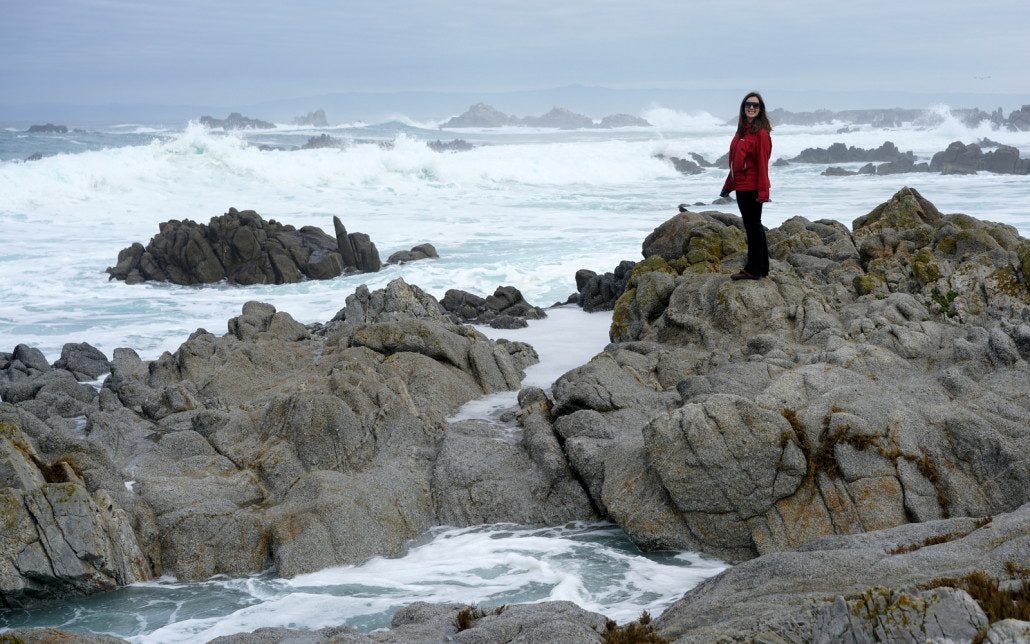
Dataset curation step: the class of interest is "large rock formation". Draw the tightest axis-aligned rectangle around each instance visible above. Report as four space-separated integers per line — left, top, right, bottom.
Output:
292 109 328 127
440 285 547 329
0 279 595 608
542 188 1029 563
106 209 381 285
930 141 1030 175
791 141 914 164
655 503 1030 642
440 103 651 129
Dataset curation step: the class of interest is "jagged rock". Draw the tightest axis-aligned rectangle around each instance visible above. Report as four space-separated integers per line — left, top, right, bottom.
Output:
27 124 67 133
0 628 126 643
299 133 343 149
655 504 1030 642
106 209 381 285
520 107 594 129
427 139 474 152
292 109 328 127
0 277 566 603
387 243 438 264
792 141 914 164
440 103 519 128
930 141 1030 175
598 113 650 127
23 152 44 162
653 153 703 175
531 188 1029 562
0 421 151 608
198 112 274 130
53 342 110 381
440 285 547 329
572 261 636 312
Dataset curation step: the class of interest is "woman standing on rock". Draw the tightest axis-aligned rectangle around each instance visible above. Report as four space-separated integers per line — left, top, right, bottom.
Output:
721 91 773 280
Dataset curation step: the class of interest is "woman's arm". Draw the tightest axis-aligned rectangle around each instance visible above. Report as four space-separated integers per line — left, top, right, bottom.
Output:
757 129 772 202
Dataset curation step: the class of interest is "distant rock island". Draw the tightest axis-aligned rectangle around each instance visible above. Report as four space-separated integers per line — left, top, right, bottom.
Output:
26 123 67 133
198 112 274 130
441 103 651 129
292 109 328 127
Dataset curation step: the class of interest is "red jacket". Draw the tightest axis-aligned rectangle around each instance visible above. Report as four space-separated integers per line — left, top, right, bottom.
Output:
722 127 772 201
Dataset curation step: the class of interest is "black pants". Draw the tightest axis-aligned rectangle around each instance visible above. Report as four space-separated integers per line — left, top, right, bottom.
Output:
735 190 769 277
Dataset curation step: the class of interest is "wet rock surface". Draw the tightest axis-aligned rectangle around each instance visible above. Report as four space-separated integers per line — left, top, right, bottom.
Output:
440 285 547 328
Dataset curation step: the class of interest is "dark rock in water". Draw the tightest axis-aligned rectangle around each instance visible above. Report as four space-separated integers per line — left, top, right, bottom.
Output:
660 154 703 175
440 103 519 128
440 285 547 328
522 107 594 129
930 141 1030 175
979 137 1005 148
292 109 328 127
773 157 790 167
299 133 343 149
572 260 635 312
712 195 734 204
53 342 110 381
106 209 381 285
792 141 914 164
333 216 381 273
426 139 474 152
689 152 719 168
598 113 651 127
23 152 44 162
198 112 274 130
1007 104 1030 131
858 162 876 174
823 166 858 176
27 123 67 133
386 243 438 264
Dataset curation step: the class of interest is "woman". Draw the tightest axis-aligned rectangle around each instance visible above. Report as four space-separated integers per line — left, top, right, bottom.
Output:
720 91 772 280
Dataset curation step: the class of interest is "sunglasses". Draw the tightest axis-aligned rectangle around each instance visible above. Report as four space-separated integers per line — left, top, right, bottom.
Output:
744 102 761 109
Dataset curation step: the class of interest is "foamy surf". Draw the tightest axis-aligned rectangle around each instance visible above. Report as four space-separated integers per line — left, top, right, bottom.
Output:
0 523 727 643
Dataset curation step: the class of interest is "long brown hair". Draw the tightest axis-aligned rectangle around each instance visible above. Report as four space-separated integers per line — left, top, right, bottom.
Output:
736 91 773 136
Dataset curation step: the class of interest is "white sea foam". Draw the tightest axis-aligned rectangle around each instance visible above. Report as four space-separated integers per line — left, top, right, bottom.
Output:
1 118 1027 362
125 523 725 643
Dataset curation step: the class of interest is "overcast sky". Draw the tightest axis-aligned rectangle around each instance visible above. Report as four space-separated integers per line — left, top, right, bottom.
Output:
3 0 1027 108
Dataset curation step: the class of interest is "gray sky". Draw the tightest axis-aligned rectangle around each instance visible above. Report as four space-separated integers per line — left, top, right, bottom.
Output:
2 0 1027 108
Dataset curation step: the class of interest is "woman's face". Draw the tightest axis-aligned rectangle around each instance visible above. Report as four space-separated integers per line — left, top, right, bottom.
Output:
744 96 761 119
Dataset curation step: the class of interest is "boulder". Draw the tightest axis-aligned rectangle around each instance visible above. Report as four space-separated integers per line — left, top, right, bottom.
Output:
598 113 651 128
53 342 111 381
298 133 343 149
386 243 439 264
572 260 636 312
106 209 382 285
440 285 546 328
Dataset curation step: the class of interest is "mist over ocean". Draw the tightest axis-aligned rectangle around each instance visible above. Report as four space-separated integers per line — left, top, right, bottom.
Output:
1 104 1029 640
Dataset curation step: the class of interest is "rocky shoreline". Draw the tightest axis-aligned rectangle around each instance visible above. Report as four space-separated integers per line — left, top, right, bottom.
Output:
2 188 1028 642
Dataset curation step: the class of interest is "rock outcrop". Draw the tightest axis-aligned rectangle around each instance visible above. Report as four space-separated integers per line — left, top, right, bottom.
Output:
549 187 1029 562
426 139 474 152
930 141 1030 175
106 209 381 285
292 109 328 127
441 285 547 329
386 243 438 264
1 278 595 607
26 123 67 134
655 503 1030 642
440 103 650 129
199 113 274 130
791 141 914 164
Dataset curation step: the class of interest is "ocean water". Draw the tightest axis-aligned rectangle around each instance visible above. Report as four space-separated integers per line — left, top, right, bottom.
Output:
1 105 1029 639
